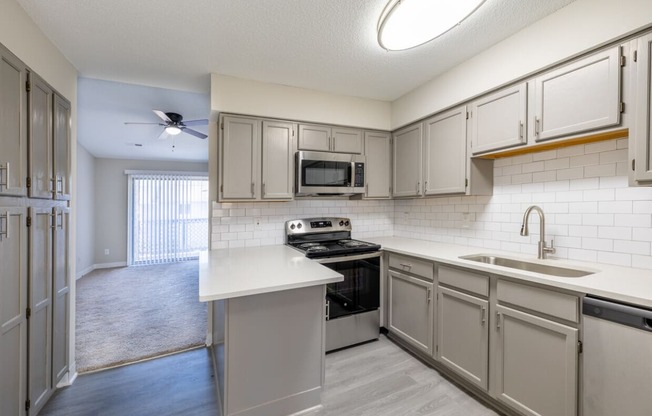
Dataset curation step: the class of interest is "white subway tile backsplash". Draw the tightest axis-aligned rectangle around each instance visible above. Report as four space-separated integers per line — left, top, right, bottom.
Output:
212 138 652 271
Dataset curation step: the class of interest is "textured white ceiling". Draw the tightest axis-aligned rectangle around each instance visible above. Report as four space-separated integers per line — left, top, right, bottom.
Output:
17 0 575 101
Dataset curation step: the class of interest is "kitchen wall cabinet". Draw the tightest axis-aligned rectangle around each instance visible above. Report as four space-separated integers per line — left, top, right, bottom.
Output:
436 265 489 391
0 44 28 197
632 33 652 182
52 206 70 385
52 94 71 201
220 115 296 201
362 131 391 199
392 123 423 198
533 46 622 142
28 73 54 200
0 207 28 416
28 207 54 416
423 106 467 195
470 83 527 155
298 123 362 154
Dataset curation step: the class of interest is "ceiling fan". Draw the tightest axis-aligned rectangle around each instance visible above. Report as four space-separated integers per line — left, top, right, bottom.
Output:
125 110 208 139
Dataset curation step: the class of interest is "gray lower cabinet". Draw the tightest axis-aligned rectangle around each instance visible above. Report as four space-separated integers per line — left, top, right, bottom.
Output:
436 286 489 390
0 207 28 416
52 207 70 385
492 304 578 416
388 269 433 354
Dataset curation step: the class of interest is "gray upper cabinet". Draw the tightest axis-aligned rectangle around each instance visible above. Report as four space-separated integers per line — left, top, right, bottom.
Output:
261 120 296 200
52 94 71 201
392 123 423 198
633 33 652 182
0 45 27 197
363 131 391 199
533 46 622 142
0 207 28 416
298 123 362 154
220 115 260 200
28 73 53 199
423 106 467 195
470 82 527 154
220 115 296 201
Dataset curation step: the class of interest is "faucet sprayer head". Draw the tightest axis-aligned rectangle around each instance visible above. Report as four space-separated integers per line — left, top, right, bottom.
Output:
520 223 528 236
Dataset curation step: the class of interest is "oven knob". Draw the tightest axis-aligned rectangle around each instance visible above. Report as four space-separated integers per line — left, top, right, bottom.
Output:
290 224 295 230
339 221 344 226
344 220 350 226
297 223 302 229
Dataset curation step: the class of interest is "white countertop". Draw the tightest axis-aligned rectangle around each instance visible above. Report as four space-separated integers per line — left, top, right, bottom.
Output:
199 245 343 301
369 236 652 309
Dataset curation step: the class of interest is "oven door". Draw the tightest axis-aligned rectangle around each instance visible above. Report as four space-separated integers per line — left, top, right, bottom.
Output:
318 252 380 320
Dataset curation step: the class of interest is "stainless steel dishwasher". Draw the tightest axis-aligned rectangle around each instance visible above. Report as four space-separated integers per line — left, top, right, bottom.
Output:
582 296 652 416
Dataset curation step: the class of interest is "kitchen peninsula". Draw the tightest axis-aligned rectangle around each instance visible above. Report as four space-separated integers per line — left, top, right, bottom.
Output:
199 245 343 416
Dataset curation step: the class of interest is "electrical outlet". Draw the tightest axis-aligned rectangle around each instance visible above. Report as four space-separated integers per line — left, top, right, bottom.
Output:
254 217 263 231
104 249 110 255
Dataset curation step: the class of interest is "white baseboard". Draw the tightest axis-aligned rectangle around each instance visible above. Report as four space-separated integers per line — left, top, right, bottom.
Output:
76 261 128 279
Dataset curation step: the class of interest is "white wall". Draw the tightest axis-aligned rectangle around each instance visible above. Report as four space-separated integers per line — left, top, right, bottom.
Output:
392 0 652 129
211 74 392 131
76 144 95 278
94 158 208 266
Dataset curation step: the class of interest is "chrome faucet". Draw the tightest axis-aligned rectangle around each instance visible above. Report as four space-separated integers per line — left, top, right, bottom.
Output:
520 205 555 259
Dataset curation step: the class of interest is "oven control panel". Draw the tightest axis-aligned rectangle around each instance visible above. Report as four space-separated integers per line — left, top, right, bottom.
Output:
286 217 352 234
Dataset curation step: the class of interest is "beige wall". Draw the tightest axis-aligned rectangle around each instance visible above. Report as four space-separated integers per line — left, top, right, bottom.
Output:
391 0 652 129
94 158 209 266
76 144 95 277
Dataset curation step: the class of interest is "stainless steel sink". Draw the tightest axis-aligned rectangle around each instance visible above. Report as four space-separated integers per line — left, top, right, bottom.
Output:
459 254 595 277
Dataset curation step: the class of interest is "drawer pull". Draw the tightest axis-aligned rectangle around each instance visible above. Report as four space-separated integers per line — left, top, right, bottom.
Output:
399 263 412 269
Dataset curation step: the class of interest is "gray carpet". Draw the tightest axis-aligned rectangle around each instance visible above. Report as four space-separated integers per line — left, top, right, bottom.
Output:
75 260 207 373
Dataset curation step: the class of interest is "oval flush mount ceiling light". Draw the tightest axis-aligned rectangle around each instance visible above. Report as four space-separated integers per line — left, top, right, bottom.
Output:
165 126 182 135
377 0 487 51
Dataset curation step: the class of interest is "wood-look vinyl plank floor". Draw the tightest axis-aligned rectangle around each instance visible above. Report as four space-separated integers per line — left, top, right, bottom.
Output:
39 335 499 416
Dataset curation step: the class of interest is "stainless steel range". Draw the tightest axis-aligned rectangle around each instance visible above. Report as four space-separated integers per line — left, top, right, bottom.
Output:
286 218 381 352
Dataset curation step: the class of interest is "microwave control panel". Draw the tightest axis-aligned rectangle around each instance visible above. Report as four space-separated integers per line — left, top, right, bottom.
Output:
354 162 364 187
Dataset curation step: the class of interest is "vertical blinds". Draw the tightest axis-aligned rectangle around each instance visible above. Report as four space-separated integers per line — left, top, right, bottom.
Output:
130 173 208 265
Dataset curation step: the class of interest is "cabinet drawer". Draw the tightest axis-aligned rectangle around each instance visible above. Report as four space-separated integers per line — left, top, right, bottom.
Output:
438 265 488 297
497 279 579 323
388 253 433 281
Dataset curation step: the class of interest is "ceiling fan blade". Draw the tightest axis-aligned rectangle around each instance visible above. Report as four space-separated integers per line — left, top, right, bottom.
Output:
181 127 207 139
153 109 172 123
124 122 164 125
181 119 209 127
156 128 169 140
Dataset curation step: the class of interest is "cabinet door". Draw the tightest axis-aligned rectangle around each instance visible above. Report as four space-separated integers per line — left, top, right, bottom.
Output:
52 94 71 201
220 116 260 200
261 120 295 200
0 207 28 416
298 124 330 152
392 123 423 198
332 127 363 154
388 270 433 354
28 208 54 415
533 47 621 142
493 304 578 416
423 106 467 195
0 46 28 197
363 131 390 199
28 73 54 199
437 286 488 390
633 34 652 181
52 207 70 385
470 83 527 154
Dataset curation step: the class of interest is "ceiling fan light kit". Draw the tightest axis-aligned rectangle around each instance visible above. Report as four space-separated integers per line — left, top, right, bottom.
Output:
377 0 487 51
165 126 182 135
125 109 209 140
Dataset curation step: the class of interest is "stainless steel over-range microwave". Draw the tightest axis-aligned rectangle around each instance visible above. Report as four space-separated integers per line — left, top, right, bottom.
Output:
295 151 365 196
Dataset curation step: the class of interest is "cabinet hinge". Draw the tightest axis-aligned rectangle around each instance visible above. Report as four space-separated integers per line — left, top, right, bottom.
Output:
26 177 31 188
578 340 583 354
25 400 30 411
620 55 626 67
465 178 469 187
632 159 636 171
620 102 625 113
633 49 638 62
26 81 31 93
26 307 31 319
26 216 31 227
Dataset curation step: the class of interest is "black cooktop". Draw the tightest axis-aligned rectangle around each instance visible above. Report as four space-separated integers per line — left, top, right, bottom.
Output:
288 238 381 259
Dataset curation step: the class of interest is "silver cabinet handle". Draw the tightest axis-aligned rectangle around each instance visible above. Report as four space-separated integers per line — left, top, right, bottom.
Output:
57 211 63 229
329 137 333 151
481 306 487 325
50 213 57 229
416 182 420 194
57 177 63 194
0 162 9 189
325 300 330 321
251 182 255 197
534 117 540 136
496 312 502 330
519 121 524 141
427 287 432 303
50 178 57 194
0 211 8 239
424 181 428 191
262 182 266 197
399 263 412 269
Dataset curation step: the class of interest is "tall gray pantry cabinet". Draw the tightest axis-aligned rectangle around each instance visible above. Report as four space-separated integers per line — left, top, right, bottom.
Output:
0 41 72 416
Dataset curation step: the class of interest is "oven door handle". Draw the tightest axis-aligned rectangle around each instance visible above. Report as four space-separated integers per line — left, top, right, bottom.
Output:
316 251 381 264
